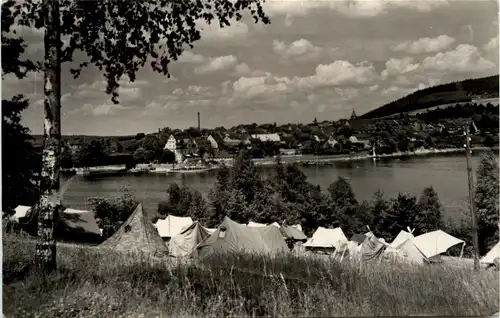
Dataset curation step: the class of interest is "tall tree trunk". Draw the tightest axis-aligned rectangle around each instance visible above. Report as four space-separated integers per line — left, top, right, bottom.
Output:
36 0 61 272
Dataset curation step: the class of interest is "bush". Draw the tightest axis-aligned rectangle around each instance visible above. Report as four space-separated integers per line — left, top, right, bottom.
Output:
87 186 140 238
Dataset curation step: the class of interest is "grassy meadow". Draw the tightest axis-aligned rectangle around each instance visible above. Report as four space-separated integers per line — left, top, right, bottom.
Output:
2 234 499 317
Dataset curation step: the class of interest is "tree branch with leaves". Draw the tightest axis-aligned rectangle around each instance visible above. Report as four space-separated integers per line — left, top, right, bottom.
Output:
3 0 270 271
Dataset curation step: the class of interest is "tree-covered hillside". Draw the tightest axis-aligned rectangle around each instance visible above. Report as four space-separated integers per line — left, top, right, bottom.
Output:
360 75 499 119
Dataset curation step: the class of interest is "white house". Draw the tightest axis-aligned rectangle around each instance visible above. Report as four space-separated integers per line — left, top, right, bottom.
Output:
207 135 219 149
327 136 338 147
349 136 370 150
349 136 360 143
223 135 242 147
251 133 281 142
164 135 184 163
279 148 296 156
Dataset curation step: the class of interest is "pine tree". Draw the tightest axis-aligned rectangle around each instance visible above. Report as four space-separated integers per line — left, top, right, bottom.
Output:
370 190 389 234
474 151 499 254
328 176 358 207
378 192 417 241
226 190 248 224
414 186 444 235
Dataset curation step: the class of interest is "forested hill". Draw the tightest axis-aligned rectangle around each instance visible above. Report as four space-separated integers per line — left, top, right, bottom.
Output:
360 75 499 119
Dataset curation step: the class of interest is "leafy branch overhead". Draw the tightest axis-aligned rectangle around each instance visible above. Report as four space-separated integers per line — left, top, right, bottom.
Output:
6 0 270 103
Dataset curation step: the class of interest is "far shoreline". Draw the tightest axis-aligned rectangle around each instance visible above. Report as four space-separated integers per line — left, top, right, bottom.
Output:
63 146 498 175
246 146 499 168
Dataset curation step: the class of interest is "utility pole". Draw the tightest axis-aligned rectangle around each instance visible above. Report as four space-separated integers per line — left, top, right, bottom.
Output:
464 124 480 271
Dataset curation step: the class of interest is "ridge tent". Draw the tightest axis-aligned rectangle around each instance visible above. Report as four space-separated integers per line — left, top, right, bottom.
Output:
248 221 281 228
413 230 465 259
481 241 500 265
389 230 415 249
191 216 288 258
247 221 267 227
291 224 303 232
360 232 387 262
155 215 193 241
280 225 307 242
58 208 102 243
385 238 429 265
169 221 212 257
12 205 101 243
100 203 168 256
303 227 348 254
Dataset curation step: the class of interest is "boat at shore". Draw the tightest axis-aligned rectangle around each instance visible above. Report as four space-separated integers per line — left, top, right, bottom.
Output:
78 169 128 177
168 167 215 173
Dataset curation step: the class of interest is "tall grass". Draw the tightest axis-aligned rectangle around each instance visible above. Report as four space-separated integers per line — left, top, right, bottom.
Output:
3 235 498 317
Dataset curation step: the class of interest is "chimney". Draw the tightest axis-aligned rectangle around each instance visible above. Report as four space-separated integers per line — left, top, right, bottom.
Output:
197 112 201 131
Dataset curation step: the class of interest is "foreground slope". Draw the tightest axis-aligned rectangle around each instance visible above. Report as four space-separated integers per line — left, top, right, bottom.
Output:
3 234 499 317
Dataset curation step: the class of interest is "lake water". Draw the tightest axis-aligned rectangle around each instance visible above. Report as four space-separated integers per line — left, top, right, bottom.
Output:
61 153 487 221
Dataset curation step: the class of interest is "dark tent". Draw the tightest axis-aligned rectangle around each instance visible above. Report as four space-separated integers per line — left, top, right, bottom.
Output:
100 203 168 256
190 216 288 258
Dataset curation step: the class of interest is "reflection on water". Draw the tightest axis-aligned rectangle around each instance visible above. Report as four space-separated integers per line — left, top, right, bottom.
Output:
61 154 488 220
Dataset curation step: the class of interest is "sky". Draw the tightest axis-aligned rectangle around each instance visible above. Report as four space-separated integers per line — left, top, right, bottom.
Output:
2 0 499 136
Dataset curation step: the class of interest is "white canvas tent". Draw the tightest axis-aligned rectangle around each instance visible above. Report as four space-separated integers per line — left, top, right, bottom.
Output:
12 205 32 222
155 215 193 239
480 241 500 264
291 224 303 232
169 222 212 257
389 230 415 249
413 230 465 259
248 221 280 228
248 221 266 227
386 238 428 265
303 227 348 251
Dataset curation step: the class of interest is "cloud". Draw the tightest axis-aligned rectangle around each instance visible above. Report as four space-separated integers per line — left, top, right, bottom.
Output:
381 86 417 98
293 60 378 89
483 35 499 52
233 63 266 77
232 74 290 99
272 39 327 61
381 57 420 79
229 60 378 99
194 55 238 75
422 44 496 73
177 51 205 63
390 35 455 54
75 79 145 101
197 20 249 41
81 103 131 116
264 0 450 18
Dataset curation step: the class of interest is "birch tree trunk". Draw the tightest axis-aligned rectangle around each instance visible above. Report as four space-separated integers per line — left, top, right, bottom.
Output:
36 0 61 272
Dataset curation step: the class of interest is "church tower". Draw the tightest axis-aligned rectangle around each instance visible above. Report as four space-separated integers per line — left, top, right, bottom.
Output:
350 108 357 120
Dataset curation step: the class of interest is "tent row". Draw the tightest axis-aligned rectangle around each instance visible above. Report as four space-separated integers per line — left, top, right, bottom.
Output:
8 203 500 267
153 215 307 257
343 228 468 265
